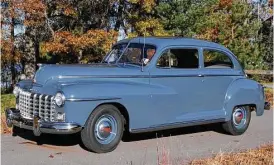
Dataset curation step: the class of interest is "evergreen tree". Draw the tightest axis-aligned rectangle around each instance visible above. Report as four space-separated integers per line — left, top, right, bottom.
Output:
156 0 267 69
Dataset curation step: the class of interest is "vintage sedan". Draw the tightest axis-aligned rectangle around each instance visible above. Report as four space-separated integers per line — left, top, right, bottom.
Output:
6 37 270 153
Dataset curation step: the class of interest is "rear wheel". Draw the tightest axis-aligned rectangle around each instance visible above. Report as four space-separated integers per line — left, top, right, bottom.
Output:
222 106 251 135
81 104 124 153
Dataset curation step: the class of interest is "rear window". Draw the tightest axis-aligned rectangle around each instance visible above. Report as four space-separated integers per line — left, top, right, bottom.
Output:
203 50 233 68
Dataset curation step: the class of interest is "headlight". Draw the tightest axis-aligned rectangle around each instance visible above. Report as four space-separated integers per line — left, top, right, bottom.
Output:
54 92 65 107
13 86 20 97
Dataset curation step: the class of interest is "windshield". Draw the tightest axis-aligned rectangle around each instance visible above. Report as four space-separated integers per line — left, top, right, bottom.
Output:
102 43 156 66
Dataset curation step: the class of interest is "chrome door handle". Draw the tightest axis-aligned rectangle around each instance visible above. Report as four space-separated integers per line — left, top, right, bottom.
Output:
198 74 204 77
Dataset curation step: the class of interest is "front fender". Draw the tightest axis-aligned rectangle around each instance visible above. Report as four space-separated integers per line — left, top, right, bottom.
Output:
60 80 152 100
17 79 33 90
60 80 153 127
224 78 264 121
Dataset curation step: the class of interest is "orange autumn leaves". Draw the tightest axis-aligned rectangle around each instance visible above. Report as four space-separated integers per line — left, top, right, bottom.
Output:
21 0 46 27
1 0 46 64
127 0 169 37
42 29 118 57
1 40 21 63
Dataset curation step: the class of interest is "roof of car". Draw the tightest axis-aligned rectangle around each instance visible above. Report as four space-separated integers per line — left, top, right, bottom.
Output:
116 37 232 53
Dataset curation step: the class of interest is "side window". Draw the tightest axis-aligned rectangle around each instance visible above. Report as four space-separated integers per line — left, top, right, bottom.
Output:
157 48 199 68
125 48 142 64
203 50 233 68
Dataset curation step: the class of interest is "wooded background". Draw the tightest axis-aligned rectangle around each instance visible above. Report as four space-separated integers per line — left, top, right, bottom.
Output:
1 0 273 91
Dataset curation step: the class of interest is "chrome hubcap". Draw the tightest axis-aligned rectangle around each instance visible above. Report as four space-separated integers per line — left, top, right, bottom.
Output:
232 107 247 129
94 115 117 144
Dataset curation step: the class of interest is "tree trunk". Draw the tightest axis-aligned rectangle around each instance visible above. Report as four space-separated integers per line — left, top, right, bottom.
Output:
23 35 36 79
34 41 40 70
78 50 83 63
10 16 16 86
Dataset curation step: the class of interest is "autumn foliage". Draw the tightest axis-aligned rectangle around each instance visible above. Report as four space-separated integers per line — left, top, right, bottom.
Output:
21 0 46 26
43 30 117 53
42 30 118 63
0 0 273 85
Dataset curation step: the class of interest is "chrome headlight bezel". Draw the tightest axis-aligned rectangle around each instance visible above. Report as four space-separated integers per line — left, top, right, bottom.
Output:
54 92 66 107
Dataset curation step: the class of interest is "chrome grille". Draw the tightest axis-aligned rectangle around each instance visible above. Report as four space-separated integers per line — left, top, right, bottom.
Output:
18 91 56 121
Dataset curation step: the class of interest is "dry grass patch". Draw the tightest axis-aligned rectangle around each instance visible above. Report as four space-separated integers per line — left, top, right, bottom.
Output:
265 88 273 107
190 144 273 165
1 116 12 134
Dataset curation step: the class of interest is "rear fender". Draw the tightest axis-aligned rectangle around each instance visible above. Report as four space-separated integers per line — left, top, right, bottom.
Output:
224 78 264 121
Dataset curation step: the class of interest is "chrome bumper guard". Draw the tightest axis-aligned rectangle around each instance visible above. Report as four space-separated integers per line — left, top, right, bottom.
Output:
5 108 82 136
264 102 271 110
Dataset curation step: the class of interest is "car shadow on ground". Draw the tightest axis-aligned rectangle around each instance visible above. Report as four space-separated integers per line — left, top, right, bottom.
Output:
12 123 228 151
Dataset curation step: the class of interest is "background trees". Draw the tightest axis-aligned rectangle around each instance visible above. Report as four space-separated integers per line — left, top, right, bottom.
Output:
1 0 273 89
156 0 270 69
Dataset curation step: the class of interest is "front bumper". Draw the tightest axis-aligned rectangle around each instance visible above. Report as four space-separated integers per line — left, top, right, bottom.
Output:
5 108 82 136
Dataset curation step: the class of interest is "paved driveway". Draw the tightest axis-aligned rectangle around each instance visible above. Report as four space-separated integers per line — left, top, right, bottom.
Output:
1 110 273 165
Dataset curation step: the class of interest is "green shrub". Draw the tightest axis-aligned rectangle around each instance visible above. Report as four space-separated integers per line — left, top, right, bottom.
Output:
1 87 13 94
1 94 15 114
248 74 273 83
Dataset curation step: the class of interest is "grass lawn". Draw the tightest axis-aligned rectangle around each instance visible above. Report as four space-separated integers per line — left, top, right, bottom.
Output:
1 94 15 134
1 94 15 114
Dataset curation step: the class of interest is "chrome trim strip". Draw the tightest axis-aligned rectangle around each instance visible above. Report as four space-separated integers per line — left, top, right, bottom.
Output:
66 97 121 102
130 118 226 133
50 96 54 121
59 74 243 79
151 75 202 78
202 74 243 77
33 94 37 115
59 75 148 79
38 94 42 117
151 74 242 78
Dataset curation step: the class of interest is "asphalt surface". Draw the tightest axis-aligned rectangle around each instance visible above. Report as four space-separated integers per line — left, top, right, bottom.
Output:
1 110 273 165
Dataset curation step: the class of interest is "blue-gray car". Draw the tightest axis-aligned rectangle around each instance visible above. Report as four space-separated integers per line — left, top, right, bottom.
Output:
6 37 270 153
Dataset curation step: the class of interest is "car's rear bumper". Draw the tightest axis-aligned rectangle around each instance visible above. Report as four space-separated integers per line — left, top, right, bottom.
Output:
264 102 271 110
5 108 82 136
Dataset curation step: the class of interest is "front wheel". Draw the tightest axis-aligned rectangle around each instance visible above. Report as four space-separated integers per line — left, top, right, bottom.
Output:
81 105 125 153
222 106 251 135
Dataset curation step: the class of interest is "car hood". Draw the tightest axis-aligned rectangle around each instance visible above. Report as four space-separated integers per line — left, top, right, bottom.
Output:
34 63 143 85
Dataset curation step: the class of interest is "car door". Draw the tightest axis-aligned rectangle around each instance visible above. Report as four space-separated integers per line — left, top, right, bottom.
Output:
199 48 242 119
149 46 206 125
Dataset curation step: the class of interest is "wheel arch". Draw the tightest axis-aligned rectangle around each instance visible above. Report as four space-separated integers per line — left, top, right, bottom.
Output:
90 102 130 132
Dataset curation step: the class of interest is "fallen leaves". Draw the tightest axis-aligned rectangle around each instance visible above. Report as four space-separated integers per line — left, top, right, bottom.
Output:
1 116 12 134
